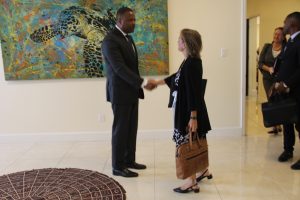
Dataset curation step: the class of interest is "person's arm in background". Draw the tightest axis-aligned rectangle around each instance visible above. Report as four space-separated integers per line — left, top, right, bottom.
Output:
258 43 274 74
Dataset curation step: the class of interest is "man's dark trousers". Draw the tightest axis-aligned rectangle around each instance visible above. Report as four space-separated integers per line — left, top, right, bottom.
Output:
111 103 138 170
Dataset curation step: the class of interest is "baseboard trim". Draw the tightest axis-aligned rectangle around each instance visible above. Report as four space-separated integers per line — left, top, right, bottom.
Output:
209 127 243 135
0 127 242 143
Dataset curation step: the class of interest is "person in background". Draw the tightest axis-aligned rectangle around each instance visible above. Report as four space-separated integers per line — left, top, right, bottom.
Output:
147 29 212 193
258 27 286 134
274 12 300 170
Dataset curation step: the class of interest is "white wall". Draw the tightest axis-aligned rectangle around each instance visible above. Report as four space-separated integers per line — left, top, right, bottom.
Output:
247 0 300 50
168 0 244 129
0 0 244 135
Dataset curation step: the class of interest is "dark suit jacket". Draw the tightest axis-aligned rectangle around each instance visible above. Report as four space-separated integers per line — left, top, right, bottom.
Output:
258 43 277 80
102 28 144 104
276 34 300 99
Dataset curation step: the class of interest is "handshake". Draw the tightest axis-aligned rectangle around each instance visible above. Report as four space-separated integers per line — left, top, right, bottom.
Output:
143 79 159 91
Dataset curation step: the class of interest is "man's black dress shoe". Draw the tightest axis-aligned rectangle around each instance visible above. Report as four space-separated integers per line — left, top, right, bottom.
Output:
278 151 293 162
291 160 300 170
112 168 138 177
126 162 146 170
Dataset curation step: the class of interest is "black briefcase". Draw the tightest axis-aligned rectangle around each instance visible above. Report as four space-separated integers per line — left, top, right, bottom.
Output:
261 97 298 128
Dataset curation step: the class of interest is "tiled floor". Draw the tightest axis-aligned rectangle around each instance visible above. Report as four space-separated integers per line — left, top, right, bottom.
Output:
0 97 300 200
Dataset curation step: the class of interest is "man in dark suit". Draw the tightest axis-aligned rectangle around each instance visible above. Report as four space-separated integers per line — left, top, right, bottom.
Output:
102 7 153 177
275 12 300 170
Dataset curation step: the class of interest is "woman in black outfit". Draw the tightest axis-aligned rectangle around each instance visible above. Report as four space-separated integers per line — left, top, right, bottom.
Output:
258 27 286 134
148 29 212 193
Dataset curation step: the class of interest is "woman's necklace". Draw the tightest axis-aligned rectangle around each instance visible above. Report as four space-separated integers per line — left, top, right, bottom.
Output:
272 43 282 51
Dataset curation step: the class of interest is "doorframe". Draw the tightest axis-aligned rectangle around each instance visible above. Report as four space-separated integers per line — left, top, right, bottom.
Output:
246 18 249 97
246 16 260 98
241 0 247 135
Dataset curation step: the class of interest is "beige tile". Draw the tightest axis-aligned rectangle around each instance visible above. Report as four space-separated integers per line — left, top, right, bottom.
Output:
57 157 108 172
1 158 61 174
0 97 300 199
20 142 73 159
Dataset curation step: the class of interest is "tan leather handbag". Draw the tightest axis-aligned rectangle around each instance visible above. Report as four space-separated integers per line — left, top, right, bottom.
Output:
176 132 209 179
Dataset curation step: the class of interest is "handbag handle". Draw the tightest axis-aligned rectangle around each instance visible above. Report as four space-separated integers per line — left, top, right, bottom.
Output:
188 131 201 149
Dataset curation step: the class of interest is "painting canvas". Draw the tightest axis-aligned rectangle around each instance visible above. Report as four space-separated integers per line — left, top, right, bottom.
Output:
0 0 168 80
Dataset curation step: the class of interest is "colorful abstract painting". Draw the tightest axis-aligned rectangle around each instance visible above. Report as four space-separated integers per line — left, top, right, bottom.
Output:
0 0 168 80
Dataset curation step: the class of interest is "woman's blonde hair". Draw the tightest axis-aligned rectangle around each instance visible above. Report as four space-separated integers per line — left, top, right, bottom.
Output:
180 29 202 58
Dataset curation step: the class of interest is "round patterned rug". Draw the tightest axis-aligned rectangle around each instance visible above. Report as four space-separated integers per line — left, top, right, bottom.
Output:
0 168 126 200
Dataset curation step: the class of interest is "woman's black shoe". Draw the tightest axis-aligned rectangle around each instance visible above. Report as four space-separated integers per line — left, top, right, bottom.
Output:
196 169 213 182
277 127 282 132
268 129 278 134
173 184 199 193
268 126 282 134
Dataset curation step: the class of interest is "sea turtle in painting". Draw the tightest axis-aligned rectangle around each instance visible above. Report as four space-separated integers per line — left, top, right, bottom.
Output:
30 6 116 77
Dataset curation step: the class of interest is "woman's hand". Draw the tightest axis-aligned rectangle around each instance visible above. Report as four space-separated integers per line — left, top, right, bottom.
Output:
188 118 198 133
262 65 274 75
268 67 274 75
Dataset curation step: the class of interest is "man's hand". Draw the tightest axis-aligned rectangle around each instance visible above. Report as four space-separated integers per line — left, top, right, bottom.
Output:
144 79 157 91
